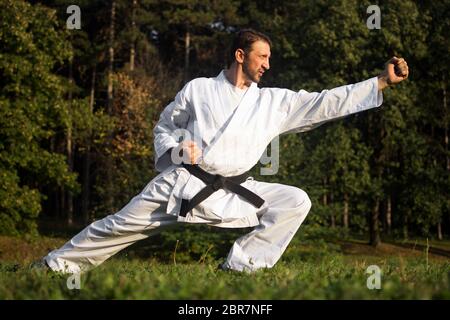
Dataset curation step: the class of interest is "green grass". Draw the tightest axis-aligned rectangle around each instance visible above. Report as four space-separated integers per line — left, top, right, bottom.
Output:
0 231 449 299
0 255 449 299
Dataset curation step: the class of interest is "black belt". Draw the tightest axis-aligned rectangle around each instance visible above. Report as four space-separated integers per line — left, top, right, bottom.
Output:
179 164 265 217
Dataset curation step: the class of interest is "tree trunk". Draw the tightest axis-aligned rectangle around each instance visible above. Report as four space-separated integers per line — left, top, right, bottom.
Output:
81 141 91 224
443 76 448 171
105 1 116 212
56 187 61 219
60 186 65 221
437 221 443 240
343 192 349 229
81 65 96 224
129 0 137 72
66 52 74 226
49 137 59 218
323 178 333 227
184 29 190 83
386 194 392 235
89 65 96 120
368 116 384 247
442 75 449 235
403 210 409 240
322 191 327 207
107 1 115 115
330 192 336 228
369 197 381 247
66 124 73 226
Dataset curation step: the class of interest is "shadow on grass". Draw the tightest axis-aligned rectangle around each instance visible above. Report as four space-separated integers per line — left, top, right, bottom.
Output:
37 217 258 263
118 224 253 263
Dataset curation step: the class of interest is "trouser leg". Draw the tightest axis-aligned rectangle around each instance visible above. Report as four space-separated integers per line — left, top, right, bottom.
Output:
225 182 312 272
45 195 178 274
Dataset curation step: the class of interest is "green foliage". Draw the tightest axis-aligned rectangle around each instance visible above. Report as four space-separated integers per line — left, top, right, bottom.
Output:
245 0 449 239
0 170 40 236
0 0 78 234
90 72 162 215
0 0 448 241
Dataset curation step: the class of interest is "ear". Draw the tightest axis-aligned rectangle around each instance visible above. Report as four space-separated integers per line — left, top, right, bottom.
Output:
235 48 245 64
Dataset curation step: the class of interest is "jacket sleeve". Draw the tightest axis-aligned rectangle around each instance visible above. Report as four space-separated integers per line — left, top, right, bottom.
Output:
153 82 192 172
279 77 383 135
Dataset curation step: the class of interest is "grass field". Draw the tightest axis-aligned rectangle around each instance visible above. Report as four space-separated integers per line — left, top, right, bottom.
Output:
0 226 449 299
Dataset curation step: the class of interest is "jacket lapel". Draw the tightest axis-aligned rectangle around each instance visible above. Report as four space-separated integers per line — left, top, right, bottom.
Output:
201 81 259 171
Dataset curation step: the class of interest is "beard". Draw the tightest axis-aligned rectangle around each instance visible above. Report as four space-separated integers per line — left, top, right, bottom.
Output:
242 61 261 83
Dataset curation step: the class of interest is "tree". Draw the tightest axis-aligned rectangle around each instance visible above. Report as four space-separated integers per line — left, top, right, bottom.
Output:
0 0 79 234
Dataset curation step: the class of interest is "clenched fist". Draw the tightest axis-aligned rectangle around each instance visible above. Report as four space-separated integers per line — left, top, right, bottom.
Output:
378 56 409 90
180 140 203 164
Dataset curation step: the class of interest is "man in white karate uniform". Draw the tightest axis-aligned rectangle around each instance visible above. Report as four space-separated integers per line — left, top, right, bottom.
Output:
42 29 409 273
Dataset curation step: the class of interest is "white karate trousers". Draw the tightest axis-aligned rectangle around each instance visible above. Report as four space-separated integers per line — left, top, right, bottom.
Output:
45 181 311 274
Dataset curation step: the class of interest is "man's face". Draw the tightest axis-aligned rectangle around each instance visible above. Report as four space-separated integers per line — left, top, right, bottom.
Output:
242 40 271 83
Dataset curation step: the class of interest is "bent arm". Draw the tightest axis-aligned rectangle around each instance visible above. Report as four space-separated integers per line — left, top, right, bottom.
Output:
153 83 191 171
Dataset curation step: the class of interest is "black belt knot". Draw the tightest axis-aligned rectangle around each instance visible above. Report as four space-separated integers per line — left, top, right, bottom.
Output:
179 164 265 217
212 175 225 191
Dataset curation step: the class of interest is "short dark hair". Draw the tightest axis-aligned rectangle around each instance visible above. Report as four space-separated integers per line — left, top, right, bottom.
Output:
227 29 272 68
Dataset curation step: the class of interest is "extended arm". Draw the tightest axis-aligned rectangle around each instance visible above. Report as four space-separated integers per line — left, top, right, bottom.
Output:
279 57 409 134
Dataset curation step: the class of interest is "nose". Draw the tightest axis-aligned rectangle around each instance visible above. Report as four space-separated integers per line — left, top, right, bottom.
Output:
263 59 270 71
